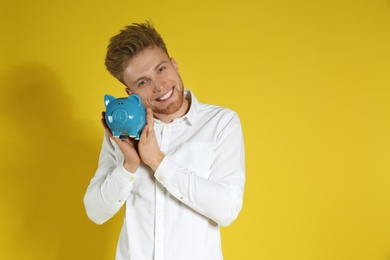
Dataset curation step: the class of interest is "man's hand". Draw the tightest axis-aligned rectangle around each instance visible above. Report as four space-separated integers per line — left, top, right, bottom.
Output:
139 107 165 171
101 112 141 173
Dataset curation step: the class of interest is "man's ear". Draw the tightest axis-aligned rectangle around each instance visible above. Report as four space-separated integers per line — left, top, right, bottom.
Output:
171 57 179 73
125 87 132 96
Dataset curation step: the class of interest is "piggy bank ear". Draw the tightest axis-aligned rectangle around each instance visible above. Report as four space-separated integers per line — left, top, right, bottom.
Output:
129 94 142 104
104 94 116 107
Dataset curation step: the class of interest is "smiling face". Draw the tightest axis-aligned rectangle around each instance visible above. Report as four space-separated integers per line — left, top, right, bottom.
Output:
122 46 189 123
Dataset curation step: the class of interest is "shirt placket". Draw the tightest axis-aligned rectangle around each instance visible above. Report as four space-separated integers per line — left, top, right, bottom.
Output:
154 123 171 260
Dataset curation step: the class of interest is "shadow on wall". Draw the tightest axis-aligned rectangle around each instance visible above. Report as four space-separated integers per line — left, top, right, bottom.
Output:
0 62 120 259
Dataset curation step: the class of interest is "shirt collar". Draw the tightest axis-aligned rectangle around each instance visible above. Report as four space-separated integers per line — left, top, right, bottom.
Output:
180 89 199 126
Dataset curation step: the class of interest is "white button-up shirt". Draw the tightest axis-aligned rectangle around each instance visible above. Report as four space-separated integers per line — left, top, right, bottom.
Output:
84 90 245 260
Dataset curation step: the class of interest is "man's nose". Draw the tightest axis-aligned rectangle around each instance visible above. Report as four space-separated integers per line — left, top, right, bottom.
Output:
153 78 167 92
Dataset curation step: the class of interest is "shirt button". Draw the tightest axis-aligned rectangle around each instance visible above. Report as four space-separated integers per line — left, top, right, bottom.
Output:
129 177 135 182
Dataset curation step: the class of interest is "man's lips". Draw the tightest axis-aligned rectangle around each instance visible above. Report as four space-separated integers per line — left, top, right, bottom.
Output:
157 88 174 101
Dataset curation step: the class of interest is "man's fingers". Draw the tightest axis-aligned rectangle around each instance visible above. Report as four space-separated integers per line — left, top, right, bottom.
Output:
140 123 149 140
101 111 113 136
145 107 154 134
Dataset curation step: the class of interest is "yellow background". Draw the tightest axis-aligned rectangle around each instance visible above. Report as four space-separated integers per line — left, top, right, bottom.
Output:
1 0 390 259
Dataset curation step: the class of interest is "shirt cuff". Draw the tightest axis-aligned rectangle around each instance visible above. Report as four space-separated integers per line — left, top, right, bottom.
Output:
109 162 138 184
154 156 178 187
122 164 138 182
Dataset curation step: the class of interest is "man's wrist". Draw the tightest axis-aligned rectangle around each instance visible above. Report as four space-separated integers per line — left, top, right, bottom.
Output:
149 153 165 172
123 161 139 173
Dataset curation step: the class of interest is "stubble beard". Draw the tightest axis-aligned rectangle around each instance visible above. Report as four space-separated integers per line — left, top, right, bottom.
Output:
153 88 184 115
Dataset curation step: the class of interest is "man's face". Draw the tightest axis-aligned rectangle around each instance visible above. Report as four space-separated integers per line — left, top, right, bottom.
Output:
122 46 186 121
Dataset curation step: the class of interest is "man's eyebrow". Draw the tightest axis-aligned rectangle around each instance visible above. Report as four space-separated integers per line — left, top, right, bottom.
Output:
153 60 168 71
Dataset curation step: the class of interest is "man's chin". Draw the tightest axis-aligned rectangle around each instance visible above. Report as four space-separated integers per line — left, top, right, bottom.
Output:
153 90 184 115
154 100 183 115
154 106 180 115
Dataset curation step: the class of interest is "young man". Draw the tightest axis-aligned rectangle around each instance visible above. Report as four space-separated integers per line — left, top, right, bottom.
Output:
84 22 246 260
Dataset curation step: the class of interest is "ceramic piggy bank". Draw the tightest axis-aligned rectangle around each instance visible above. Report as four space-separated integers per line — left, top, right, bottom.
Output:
104 94 146 140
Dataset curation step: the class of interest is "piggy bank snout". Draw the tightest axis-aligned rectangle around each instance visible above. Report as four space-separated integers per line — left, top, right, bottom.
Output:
111 108 129 123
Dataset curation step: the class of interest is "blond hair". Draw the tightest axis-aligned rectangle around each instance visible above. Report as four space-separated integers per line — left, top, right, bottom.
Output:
105 21 169 84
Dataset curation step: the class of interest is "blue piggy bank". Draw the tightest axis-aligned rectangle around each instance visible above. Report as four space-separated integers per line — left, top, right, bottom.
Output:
104 94 146 140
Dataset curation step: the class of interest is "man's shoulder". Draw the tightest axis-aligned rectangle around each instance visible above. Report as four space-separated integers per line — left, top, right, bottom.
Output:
197 102 238 121
188 90 239 122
